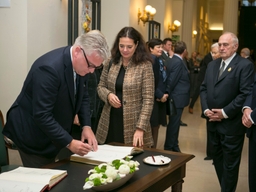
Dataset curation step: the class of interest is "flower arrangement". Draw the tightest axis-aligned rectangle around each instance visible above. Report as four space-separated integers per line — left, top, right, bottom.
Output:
83 157 140 190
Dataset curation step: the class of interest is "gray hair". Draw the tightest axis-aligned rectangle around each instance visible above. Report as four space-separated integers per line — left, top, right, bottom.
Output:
211 42 219 49
74 30 110 61
241 48 250 56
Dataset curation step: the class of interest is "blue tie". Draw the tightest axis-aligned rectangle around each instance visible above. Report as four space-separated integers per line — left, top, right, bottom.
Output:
159 59 167 82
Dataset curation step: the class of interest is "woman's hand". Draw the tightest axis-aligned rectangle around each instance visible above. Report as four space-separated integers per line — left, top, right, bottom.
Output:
133 128 144 147
108 93 121 108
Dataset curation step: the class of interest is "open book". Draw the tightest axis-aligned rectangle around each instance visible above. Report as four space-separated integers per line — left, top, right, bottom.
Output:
0 167 67 192
70 144 144 165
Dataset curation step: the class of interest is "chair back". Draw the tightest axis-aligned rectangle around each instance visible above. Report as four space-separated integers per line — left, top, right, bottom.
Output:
0 110 9 166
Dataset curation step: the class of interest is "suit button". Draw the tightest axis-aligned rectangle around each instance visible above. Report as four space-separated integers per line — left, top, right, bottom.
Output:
123 101 126 105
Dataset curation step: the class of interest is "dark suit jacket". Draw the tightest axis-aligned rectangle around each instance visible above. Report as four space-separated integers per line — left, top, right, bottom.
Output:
200 54 254 135
3 46 91 158
244 75 256 141
151 55 166 99
160 51 170 67
197 52 213 84
165 54 190 108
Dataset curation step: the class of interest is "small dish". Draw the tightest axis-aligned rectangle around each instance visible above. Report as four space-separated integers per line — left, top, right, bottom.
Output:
91 172 134 191
143 155 171 165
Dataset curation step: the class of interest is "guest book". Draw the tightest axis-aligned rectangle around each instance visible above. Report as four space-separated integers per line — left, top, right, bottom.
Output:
70 144 144 165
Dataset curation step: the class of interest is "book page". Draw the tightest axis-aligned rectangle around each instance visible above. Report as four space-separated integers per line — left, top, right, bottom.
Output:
0 180 46 192
71 144 143 164
0 167 67 188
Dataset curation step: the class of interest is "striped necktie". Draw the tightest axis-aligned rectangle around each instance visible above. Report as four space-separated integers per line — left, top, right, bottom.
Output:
218 61 225 80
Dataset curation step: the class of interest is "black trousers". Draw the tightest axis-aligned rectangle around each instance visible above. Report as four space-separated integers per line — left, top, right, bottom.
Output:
209 131 244 192
18 148 56 168
249 137 256 192
164 108 183 151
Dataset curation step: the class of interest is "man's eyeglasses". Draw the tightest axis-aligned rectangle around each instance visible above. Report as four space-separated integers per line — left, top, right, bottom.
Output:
80 48 103 69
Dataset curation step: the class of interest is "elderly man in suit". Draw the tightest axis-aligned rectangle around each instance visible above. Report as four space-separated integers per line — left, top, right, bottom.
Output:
200 32 254 192
164 41 190 152
2 30 110 168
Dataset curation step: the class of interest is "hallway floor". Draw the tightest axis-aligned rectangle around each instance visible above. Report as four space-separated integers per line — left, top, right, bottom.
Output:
7 99 249 192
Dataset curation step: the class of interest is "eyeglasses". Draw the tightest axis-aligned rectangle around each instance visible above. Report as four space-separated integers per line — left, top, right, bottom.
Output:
80 48 103 69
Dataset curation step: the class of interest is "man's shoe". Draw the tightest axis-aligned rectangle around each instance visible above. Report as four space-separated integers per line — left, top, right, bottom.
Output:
180 121 188 126
188 107 193 114
204 156 212 160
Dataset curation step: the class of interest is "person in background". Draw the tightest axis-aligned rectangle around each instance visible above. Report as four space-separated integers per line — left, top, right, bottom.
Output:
164 41 190 152
2 30 110 168
188 43 220 115
242 76 256 192
161 38 188 127
188 51 199 97
200 32 254 192
160 38 173 66
188 43 220 161
240 47 254 63
147 38 168 148
96 26 154 147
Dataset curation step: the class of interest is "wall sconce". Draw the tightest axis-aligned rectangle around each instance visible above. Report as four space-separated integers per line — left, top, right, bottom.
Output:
138 5 156 26
193 30 198 38
168 20 181 33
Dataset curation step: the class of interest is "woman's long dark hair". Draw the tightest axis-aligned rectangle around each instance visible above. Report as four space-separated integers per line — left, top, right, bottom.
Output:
111 27 152 64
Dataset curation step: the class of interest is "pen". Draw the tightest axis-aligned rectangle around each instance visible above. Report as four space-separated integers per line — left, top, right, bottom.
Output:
152 155 155 162
161 160 164 163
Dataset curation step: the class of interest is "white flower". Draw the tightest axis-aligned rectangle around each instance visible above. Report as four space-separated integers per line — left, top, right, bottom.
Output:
88 169 96 174
118 164 130 175
105 167 118 179
83 158 140 190
83 181 94 190
89 173 102 180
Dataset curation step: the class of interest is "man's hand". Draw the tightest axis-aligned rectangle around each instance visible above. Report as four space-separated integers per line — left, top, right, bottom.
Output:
67 139 93 156
206 109 222 122
133 128 144 147
242 108 253 128
81 126 98 151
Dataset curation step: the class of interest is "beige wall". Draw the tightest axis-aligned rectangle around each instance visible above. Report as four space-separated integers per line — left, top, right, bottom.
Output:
0 0 67 117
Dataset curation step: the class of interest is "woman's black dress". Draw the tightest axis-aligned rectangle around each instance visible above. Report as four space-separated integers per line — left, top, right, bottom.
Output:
106 66 125 143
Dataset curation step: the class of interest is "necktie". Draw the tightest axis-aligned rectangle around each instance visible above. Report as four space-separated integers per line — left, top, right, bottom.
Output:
74 72 79 99
159 59 167 82
218 61 225 79
167 52 170 57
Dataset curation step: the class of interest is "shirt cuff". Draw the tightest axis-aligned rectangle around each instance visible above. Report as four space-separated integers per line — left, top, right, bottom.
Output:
222 109 228 119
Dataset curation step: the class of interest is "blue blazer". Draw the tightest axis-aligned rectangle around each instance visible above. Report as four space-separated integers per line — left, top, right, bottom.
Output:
200 54 254 135
3 46 91 158
165 55 190 108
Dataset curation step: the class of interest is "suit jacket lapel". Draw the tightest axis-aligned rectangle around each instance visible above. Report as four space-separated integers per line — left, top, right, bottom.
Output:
217 55 238 82
63 47 76 108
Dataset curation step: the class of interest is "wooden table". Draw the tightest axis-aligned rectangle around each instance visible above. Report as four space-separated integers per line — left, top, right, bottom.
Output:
46 147 194 192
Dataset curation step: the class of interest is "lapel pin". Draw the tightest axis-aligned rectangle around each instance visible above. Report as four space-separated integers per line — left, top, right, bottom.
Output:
228 67 231 72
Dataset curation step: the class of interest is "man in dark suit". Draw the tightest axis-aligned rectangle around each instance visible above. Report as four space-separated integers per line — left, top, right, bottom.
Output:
188 43 220 161
200 32 254 192
242 76 256 192
2 30 110 168
160 37 173 66
164 41 190 152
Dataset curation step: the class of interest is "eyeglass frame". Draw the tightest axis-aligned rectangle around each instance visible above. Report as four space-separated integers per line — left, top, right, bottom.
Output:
80 48 103 69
